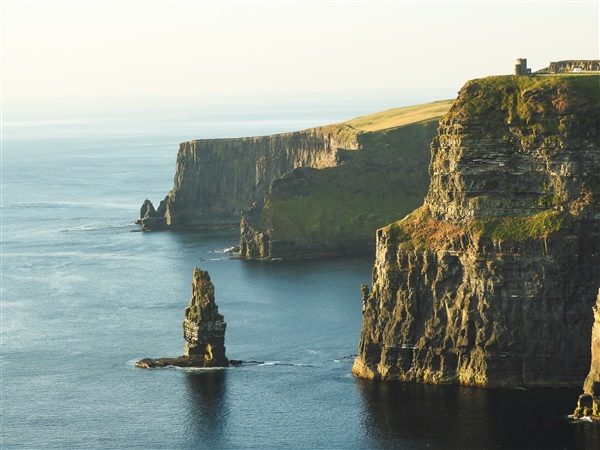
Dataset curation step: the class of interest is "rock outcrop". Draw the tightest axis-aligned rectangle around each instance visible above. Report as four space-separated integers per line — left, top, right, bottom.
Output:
135 268 229 368
536 60 600 74
136 199 167 231
574 289 600 420
140 125 361 229
353 74 600 387
239 101 452 258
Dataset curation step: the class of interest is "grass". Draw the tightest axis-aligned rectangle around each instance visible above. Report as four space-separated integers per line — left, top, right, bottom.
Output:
341 100 454 132
386 206 574 250
314 100 454 148
443 74 600 140
470 209 573 241
257 119 440 243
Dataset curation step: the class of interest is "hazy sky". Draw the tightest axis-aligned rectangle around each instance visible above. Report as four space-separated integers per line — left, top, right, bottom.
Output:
2 1 599 102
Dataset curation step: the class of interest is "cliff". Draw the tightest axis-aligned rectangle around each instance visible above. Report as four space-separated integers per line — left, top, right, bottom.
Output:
141 124 361 230
353 74 600 387
574 289 600 420
239 101 452 258
136 268 229 368
537 60 600 74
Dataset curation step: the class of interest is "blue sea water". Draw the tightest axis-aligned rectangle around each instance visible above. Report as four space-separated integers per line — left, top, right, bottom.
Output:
2 102 600 449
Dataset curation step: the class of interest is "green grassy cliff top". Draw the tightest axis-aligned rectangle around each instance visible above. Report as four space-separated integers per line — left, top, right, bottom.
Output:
443 74 600 128
340 100 454 132
316 99 453 147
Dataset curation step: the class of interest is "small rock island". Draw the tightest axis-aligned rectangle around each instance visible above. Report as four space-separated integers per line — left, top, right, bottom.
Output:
135 268 229 368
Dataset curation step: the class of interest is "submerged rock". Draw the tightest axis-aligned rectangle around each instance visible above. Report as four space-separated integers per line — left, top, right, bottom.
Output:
135 268 229 369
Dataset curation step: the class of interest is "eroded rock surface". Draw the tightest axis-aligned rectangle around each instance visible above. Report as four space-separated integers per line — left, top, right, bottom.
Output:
239 120 439 259
353 74 600 387
537 59 600 73
141 126 360 229
137 199 167 231
136 268 229 368
574 289 600 420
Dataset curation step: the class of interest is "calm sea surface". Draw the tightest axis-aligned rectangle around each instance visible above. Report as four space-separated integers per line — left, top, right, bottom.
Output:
2 104 600 449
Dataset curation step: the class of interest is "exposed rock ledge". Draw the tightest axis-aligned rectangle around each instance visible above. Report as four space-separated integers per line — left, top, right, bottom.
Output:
136 268 229 368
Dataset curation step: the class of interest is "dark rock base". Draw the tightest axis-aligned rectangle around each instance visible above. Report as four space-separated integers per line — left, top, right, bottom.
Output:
135 355 229 369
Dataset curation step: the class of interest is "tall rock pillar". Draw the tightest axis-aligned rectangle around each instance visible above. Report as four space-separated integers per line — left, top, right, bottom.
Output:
135 267 229 368
183 268 229 366
574 289 600 420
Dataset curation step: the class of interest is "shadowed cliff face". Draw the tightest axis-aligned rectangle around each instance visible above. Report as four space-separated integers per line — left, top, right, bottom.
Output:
354 75 600 387
158 127 358 228
139 100 453 233
239 121 438 259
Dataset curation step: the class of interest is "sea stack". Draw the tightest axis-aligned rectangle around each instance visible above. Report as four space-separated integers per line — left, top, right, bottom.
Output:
135 268 229 368
573 289 600 421
182 268 228 365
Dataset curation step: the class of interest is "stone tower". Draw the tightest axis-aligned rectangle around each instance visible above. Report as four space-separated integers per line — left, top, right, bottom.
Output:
514 58 531 75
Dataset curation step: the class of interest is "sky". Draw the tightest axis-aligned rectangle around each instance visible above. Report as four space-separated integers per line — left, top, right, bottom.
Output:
2 1 599 105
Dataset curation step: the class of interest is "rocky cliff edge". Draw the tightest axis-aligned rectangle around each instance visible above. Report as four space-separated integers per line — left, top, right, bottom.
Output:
239 102 453 258
353 74 600 387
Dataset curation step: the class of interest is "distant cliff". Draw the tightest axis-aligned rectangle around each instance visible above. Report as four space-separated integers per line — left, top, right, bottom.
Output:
536 59 600 73
353 74 600 387
141 125 361 229
139 100 453 260
238 104 451 258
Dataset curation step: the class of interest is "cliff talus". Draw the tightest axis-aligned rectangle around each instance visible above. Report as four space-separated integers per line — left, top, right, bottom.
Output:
354 75 600 387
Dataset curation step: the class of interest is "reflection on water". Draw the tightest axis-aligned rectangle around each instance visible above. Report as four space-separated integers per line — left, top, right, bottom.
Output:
185 370 229 448
356 380 600 449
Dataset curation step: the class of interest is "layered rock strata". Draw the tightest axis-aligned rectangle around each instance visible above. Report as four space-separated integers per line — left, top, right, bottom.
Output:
136 268 229 368
239 120 439 258
536 60 600 74
137 199 167 231
353 75 600 387
141 126 360 229
573 289 600 420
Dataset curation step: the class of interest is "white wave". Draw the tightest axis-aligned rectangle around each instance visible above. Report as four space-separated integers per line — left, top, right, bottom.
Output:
210 247 238 254
62 223 136 232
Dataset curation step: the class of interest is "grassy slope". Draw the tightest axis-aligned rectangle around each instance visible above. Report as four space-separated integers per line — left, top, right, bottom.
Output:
342 100 454 132
258 100 453 245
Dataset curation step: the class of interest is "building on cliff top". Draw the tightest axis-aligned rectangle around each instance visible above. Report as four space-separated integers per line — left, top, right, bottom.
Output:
514 58 531 76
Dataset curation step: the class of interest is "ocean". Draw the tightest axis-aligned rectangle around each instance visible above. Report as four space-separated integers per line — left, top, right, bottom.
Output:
2 99 600 449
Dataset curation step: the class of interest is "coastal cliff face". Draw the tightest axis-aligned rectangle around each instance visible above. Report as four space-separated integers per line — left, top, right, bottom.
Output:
147 126 359 229
353 75 600 387
239 121 438 258
537 60 600 74
574 289 600 420
238 101 453 258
